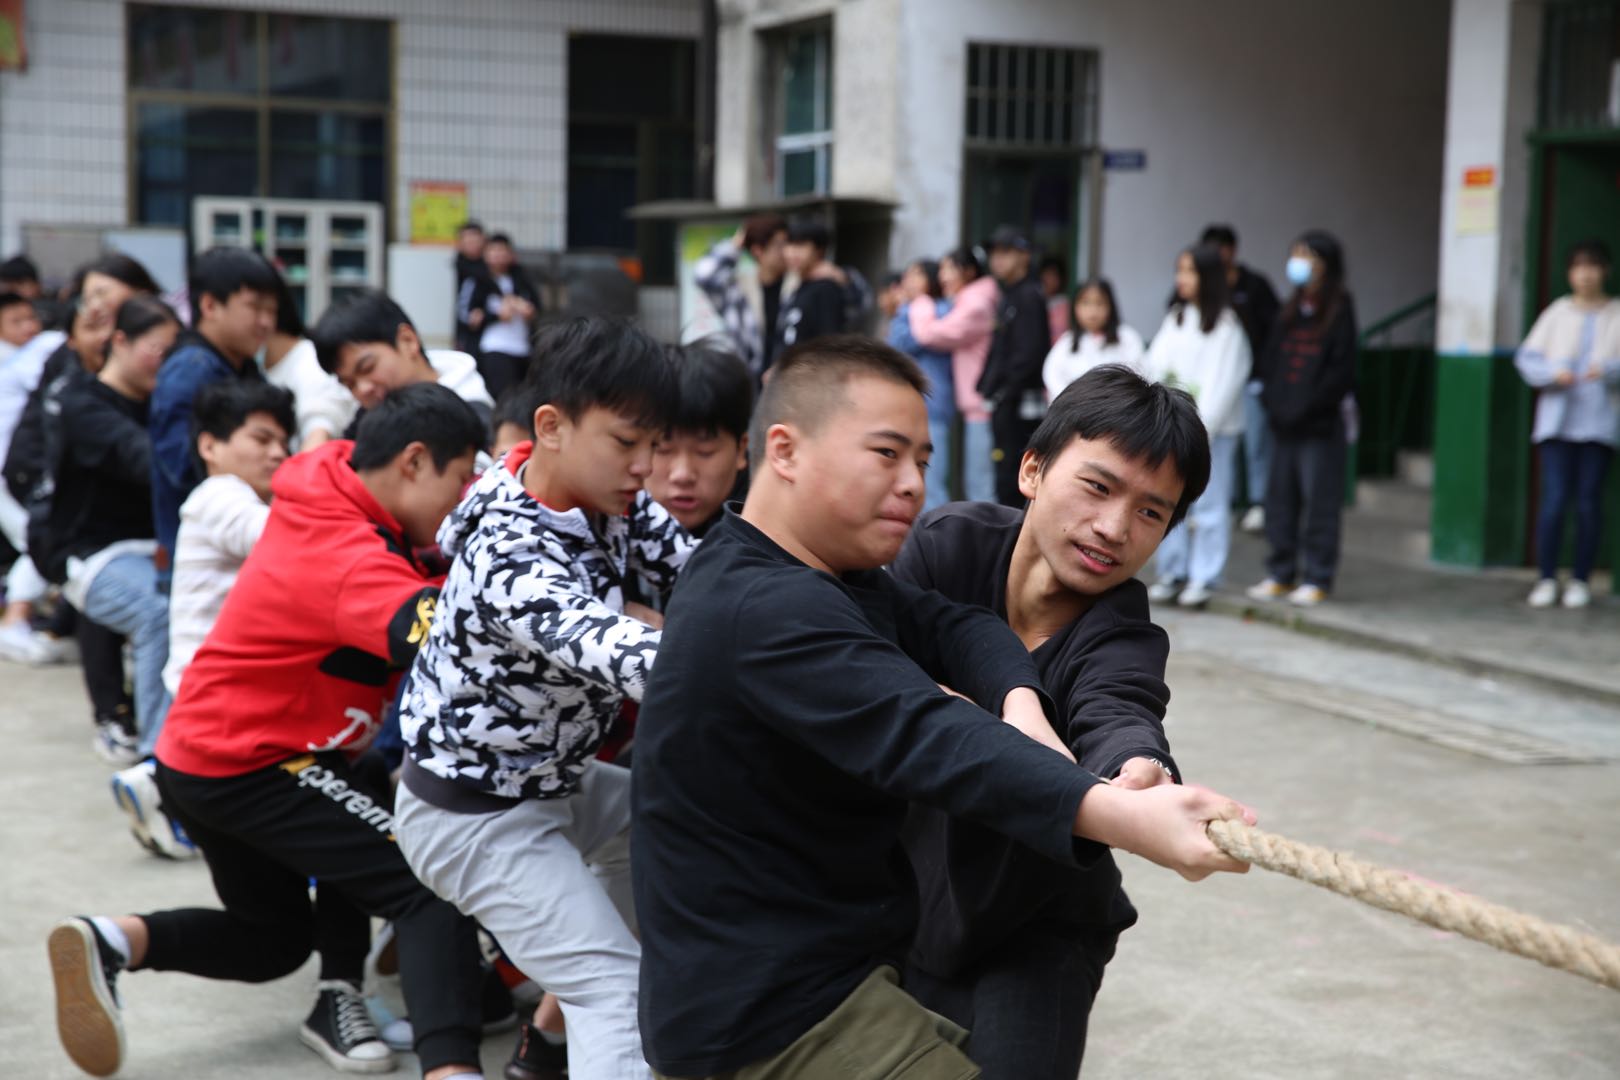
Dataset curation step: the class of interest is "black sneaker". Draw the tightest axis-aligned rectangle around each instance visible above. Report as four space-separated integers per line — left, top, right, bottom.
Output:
299 979 396 1074
505 1023 568 1080
47 917 126 1077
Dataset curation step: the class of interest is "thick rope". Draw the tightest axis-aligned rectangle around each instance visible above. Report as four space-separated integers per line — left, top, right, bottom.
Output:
1206 819 1620 993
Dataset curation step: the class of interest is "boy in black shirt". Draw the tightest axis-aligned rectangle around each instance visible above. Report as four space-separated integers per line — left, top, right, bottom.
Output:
646 342 751 540
632 338 1253 1079
774 220 847 357
895 364 1211 1079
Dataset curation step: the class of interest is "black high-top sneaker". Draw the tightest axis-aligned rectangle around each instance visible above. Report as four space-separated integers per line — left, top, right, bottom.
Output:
299 979 396 1074
47 916 127 1078
504 1022 568 1080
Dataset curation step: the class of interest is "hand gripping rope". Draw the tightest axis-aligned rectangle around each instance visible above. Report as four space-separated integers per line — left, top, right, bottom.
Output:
1205 820 1620 993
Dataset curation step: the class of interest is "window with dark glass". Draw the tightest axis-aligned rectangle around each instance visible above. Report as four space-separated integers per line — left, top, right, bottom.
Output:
764 22 832 197
127 5 393 228
566 35 696 286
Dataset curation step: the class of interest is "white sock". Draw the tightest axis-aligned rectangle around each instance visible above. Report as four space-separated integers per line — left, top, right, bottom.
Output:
88 917 131 967
537 1026 565 1047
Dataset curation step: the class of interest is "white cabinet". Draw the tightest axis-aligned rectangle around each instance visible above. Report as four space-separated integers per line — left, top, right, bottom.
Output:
192 198 384 325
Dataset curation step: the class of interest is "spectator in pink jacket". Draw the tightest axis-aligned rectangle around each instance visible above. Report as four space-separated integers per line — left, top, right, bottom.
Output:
908 246 999 502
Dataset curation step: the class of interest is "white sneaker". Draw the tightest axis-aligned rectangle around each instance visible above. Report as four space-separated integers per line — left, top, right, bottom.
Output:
1562 580 1591 609
1246 578 1288 601
1527 579 1559 608
91 720 142 768
1176 582 1213 607
0 620 53 664
1240 505 1265 533
1287 584 1327 607
110 761 198 860
1146 580 1183 603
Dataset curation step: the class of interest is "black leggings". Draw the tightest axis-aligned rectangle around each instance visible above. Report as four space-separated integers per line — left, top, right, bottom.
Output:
478 351 530 400
145 753 483 1071
907 923 1118 1080
74 611 132 724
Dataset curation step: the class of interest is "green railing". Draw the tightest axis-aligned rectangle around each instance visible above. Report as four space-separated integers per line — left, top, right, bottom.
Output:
1355 292 1437 479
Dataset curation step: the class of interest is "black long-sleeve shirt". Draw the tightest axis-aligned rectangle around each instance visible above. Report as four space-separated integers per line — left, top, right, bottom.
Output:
632 509 1104 1077
1231 264 1280 381
892 501 1178 976
1260 296 1359 439
976 274 1049 405
35 379 153 582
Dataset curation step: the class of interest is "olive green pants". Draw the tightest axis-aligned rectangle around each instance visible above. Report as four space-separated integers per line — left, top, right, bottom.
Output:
657 966 979 1080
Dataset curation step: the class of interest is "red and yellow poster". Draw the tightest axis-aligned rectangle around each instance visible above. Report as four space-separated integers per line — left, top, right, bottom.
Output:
0 0 26 71
409 181 469 246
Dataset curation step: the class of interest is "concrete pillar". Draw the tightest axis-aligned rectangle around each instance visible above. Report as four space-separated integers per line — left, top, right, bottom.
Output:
1431 0 1543 567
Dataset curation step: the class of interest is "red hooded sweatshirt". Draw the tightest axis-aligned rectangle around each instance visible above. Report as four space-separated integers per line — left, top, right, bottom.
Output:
157 440 442 778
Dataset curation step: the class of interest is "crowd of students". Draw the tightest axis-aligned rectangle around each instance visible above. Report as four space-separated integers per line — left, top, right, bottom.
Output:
9 212 1604 1080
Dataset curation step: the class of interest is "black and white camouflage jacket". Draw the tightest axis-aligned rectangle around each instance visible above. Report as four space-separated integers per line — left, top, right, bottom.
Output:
401 448 694 799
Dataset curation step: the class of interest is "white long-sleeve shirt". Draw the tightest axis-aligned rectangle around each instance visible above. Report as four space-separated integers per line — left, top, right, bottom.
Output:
1143 305 1251 437
1042 325 1146 400
162 474 271 697
265 338 358 446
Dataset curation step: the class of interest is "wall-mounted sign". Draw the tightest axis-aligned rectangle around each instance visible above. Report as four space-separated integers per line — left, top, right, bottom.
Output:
0 0 26 71
1103 150 1147 171
409 181 469 246
1456 165 1498 237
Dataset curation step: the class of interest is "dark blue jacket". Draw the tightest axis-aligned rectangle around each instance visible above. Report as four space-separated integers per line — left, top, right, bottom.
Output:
887 306 955 422
149 332 263 560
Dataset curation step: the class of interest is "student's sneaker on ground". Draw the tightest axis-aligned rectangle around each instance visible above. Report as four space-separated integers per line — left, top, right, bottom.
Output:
505 1022 569 1080
111 760 199 860
300 979 396 1074
1527 578 1559 608
1287 584 1327 607
1562 580 1591 609
1176 582 1213 608
91 716 142 768
1146 579 1184 603
1240 504 1265 533
47 916 126 1078
0 620 73 664
1245 578 1289 601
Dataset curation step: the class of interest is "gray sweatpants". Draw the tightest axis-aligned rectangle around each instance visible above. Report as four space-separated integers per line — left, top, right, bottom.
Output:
394 761 650 1080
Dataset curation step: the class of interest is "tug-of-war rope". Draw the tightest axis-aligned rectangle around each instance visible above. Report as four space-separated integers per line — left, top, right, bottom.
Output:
1205 820 1620 993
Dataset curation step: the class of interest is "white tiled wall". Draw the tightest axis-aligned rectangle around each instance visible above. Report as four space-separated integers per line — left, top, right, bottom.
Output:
0 0 702 255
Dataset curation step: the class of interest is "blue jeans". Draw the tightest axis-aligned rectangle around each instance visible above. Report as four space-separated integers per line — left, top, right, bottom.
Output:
1536 439 1614 582
1155 434 1238 588
926 417 954 512
962 419 996 503
1243 380 1272 506
83 553 171 757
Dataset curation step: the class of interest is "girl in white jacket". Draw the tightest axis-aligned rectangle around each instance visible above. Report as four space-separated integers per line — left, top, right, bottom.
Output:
1143 246 1251 606
1042 277 1146 399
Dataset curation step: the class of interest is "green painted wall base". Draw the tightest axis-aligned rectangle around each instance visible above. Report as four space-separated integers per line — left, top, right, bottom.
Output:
1430 352 1532 567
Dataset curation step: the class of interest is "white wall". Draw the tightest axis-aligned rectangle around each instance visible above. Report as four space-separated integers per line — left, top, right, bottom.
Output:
0 0 702 256
895 0 1452 332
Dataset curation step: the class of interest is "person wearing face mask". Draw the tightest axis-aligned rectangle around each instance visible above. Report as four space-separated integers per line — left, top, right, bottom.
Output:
1246 230 1358 608
29 298 182 768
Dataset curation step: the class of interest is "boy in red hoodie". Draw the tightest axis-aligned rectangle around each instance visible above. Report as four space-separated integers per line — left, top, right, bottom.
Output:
47 383 492 1080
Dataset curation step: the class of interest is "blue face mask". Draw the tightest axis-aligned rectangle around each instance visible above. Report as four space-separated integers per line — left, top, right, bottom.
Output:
1286 255 1314 287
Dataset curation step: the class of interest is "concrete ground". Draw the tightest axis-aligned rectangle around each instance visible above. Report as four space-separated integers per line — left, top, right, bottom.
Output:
4 604 1619 1078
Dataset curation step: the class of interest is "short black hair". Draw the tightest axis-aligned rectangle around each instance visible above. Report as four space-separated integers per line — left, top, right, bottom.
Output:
492 384 538 437
0 255 40 284
458 220 484 234
1568 237 1613 271
668 339 753 440
749 335 926 472
0 291 32 315
1200 224 1238 250
190 380 296 470
267 258 306 338
524 317 676 430
881 270 903 290
787 219 831 252
350 382 487 472
943 246 983 281
1027 364 1211 529
1038 254 1068 288
487 232 514 248
309 289 417 374
189 247 280 326
84 253 161 296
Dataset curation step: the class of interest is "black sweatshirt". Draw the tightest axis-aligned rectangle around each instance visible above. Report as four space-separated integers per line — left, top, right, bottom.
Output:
33 379 153 583
774 277 845 356
632 509 1104 1077
1260 297 1359 439
892 502 1178 976
976 274 1050 406
4 341 85 502
1230 264 1280 381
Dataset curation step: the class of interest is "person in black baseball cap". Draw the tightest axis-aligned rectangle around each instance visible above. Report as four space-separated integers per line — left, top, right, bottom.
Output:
977 225 1048 504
